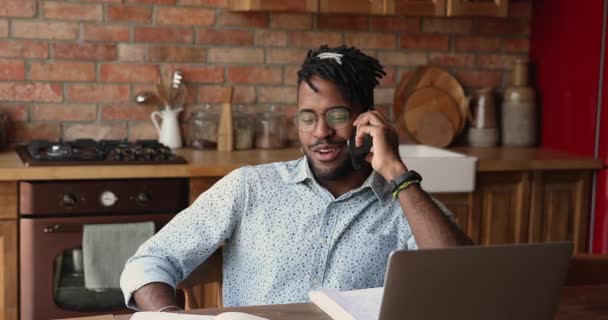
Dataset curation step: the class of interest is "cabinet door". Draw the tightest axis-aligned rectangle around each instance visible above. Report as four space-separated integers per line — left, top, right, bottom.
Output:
319 0 395 15
432 193 471 233
228 0 319 12
529 171 592 253
0 220 18 320
447 0 508 17
470 172 531 245
395 0 446 16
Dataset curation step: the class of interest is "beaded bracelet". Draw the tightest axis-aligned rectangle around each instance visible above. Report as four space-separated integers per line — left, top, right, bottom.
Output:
392 180 420 199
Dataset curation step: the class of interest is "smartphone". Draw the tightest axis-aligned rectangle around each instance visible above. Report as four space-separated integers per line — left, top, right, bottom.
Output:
347 129 373 170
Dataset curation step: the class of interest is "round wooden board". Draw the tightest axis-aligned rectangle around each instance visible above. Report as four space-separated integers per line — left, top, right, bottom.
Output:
403 109 455 147
404 86 462 132
394 66 467 133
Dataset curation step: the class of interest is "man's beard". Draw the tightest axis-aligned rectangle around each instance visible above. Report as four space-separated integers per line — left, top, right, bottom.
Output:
304 139 355 181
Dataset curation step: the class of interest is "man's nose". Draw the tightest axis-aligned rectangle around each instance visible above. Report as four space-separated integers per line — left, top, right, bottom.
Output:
313 117 334 139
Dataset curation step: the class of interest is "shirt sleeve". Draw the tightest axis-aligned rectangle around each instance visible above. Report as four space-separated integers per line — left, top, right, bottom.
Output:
405 195 456 250
120 167 251 309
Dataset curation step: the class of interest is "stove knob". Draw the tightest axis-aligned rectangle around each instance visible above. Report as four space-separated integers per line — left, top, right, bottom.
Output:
136 192 151 204
62 193 77 207
100 191 118 207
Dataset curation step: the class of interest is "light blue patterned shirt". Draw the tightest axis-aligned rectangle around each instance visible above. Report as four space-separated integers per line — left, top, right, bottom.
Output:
121 157 450 308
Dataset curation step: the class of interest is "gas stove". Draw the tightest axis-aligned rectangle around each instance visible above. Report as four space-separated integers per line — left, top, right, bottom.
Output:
17 139 187 166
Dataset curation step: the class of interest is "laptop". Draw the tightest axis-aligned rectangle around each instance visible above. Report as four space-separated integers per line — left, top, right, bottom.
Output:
379 242 573 320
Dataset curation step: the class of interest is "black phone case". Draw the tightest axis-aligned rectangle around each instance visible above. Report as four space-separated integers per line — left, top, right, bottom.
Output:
348 133 372 170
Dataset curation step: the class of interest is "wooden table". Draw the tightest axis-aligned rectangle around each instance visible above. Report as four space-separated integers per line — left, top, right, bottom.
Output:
102 285 608 320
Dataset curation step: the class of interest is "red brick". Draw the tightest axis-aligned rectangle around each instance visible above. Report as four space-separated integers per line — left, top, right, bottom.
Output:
270 13 312 30
108 5 152 23
42 2 102 21
478 54 525 69
317 14 369 31
474 18 528 36
64 123 128 141
118 44 147 61
0 104 27 121
509 0 532 18
371 16 420 33
177 66 224 83
10 123 61 143
196 28 253 45
0 0 36 17
232 86 256 104
0 60 24 80
177 0 226 6
129 122 157 140
289 32 343 48
197 85 255 104
0 83 63 102
30 61 95 81
254 30 287 47
32 104 97 121
228 66 282 84
0 19 7 37
0 40 48 58
284 66 299 85
504 38 530 53
126 0 176 3
53 43 117 61
147 47 206 63
374 88 394 105
67 84 130 103
455 70 502 88
208 47 264 64
429 53 475 67
258 86 297 104
377 52 427 66
100 64 159 83
345 33 395 49
220 12 268 28
101 104 157 120
422 18 472 34
80 0 123 2
378 68 396 87
83 25 129 42
12 21 78 40
157 7 215 25
267 48 308 65
400 34 449 50
134 26 193 43
454 36 502 51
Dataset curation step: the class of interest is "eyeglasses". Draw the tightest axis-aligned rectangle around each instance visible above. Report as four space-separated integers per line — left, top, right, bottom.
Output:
293 107 351 132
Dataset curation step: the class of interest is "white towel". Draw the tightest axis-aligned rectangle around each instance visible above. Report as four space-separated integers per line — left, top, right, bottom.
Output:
83 221 155 290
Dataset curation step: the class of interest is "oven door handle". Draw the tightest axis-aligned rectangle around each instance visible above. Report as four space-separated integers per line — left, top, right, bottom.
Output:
44 224 82 233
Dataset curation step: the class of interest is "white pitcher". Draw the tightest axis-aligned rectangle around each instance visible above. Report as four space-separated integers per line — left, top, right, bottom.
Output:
151 107 183 149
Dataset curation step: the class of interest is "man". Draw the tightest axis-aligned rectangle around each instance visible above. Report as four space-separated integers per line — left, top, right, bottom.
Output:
120 44 473 312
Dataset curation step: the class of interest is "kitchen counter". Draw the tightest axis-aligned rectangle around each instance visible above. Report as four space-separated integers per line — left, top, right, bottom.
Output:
0 147 601 181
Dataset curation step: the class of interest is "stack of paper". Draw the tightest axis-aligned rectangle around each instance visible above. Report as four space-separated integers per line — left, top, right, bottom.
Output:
308 287 384 320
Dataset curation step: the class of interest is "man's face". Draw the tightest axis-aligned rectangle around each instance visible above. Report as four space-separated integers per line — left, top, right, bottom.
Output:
296 76 357 181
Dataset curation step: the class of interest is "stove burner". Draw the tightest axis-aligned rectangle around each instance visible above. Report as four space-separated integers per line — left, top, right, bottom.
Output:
20 139 186 165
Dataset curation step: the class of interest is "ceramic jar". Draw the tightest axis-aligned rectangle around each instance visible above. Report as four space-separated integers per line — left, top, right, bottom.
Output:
502 60 537 147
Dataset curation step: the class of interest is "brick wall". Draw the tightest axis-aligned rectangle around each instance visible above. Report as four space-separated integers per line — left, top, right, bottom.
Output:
0 0 531 144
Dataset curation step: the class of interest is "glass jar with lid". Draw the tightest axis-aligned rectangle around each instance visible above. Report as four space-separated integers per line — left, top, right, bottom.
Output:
233 105 255 150
255 105 287 149
188 104 220 150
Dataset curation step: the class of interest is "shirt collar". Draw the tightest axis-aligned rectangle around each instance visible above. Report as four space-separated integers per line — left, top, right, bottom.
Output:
282 157 391 204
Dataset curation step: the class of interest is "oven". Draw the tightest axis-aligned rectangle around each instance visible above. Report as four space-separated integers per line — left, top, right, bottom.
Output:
19 178 189 320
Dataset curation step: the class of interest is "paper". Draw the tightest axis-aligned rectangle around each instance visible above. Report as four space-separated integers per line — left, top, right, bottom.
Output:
309 287 383 320
130 312 269 320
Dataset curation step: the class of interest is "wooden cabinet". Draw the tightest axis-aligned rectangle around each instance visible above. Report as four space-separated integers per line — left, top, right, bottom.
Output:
0 221 18 320
228 0 318 13
395 0 446 16
447 0 508 17
319 0 395 15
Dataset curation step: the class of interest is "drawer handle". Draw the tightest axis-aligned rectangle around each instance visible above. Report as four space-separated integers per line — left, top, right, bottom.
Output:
44 224 81 233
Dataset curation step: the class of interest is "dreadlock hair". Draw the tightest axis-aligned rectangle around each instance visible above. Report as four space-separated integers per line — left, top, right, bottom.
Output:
297 44 386 112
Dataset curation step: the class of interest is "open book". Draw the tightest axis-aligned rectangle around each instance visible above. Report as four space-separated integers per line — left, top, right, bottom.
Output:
130 312 268 320
308 287 384 320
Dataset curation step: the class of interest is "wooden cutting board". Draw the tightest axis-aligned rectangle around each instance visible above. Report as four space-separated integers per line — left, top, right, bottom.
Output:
403 109 455 147
394 66 467 133
403 87 461 132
